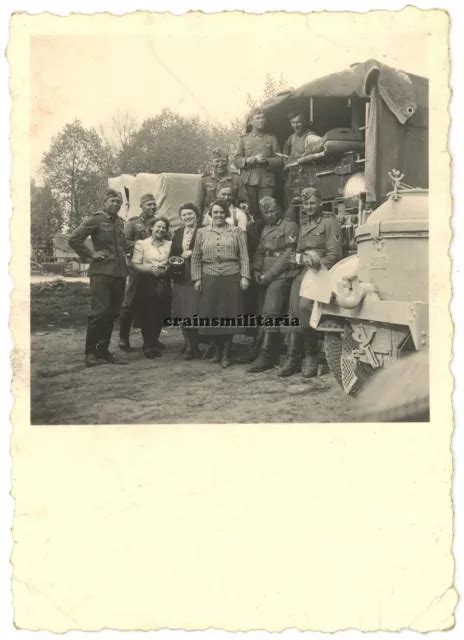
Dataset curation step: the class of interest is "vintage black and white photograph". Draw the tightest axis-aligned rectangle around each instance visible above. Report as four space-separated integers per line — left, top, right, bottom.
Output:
7 6 458 634
28 12 430 424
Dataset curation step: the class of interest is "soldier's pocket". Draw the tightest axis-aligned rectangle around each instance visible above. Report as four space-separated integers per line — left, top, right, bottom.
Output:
310 230 326 249
263 141 273 158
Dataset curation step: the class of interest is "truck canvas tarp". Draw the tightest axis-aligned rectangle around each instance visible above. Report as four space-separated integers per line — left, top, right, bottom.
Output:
260 59 428 202
108 172 203 230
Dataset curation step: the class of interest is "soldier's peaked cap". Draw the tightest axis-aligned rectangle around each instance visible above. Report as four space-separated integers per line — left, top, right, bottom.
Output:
140 193 157 206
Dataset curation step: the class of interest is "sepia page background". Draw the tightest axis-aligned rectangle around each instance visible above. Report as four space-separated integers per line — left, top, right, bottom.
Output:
9 8 457 632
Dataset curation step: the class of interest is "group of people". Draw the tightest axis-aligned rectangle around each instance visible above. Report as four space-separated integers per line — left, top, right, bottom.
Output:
68 107 343 379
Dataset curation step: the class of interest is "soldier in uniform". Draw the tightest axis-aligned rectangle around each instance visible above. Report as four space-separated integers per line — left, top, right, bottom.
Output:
118 193 158 351
200 148 245 214
278 188 343 378
234 107 282 220
282 112 322 212
247 196 299 373
202 181 248 231
68 189 130 367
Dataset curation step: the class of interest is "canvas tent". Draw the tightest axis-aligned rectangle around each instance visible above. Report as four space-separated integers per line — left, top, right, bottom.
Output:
108 172 203 230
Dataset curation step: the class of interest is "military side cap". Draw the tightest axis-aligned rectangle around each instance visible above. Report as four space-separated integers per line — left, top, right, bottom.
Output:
301 187 322 200
104 188 123 201
212 147 228 160
140 193 157 206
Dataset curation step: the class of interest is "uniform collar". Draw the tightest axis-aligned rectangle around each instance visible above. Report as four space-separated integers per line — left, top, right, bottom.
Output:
265 216 283 228
140 213 155 223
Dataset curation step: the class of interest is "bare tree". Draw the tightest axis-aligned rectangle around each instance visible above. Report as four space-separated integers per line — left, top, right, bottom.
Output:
99 109 138 154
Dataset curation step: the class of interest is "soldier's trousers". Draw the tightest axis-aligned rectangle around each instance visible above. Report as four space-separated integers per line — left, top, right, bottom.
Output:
257 277 292 332
119 272 138 339
245 186 274 220
85 275 126 354
288 269 314 332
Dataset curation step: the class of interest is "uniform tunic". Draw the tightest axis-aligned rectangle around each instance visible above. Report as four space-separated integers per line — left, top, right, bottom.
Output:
68 211 130 354
68 211 129 278
191 225 250 335
282 131 310 163
288 214 343 327
234 132 282 219
252 218 299 322
283 130 323 212
124 214 156 253
234 132 282 187
200 172 245 213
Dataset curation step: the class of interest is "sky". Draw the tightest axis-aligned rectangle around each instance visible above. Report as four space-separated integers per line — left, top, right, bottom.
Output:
30 11 432 176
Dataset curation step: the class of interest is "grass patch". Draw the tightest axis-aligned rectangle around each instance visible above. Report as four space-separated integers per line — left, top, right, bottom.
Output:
31 280 91 332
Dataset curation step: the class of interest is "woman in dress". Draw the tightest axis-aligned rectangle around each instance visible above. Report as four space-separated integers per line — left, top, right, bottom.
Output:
169 202 202 359
191 199 251 368
131 216 172 359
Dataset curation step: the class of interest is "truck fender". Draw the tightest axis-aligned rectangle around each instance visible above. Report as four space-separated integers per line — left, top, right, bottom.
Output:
300 254 359 305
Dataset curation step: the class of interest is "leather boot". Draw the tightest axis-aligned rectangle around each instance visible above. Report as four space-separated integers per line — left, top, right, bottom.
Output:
183 329 193 360
221 335 233 369
301 329 319 379
190 331 200 359
239 329 264 364
247 331 279 373
278 332 303 377
119 310 133 348
210 337 224 364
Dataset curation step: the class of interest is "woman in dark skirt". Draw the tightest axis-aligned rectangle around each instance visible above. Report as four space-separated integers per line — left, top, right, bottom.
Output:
131 216 172 359
169 202 202 359
191 199 251 368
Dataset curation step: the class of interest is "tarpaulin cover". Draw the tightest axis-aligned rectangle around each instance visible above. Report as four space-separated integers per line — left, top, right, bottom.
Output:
108 173 203 230
261 59 427 126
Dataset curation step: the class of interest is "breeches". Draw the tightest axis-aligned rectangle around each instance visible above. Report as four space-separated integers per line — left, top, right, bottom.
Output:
245 186 275 220
258 278 292 330
86 275 126 352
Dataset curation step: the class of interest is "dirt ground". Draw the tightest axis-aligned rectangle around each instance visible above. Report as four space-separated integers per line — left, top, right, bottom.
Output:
31 327 356 425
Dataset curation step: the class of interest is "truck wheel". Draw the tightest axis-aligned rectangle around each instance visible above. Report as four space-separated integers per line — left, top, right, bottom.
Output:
323 333 344 388
324 327 374 396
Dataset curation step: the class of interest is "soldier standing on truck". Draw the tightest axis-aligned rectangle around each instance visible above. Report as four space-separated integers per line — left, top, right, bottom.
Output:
200 147 246 214
118 193 158 352
282 111 323 216
68 189 130 367
278 187 342 379
234 107 282 221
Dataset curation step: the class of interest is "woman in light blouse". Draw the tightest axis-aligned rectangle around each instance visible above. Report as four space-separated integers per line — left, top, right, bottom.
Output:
169 203 202 359
131 216 172 359
191 199 251 368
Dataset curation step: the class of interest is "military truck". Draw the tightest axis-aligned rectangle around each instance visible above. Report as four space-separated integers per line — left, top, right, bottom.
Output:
261 60 429 395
